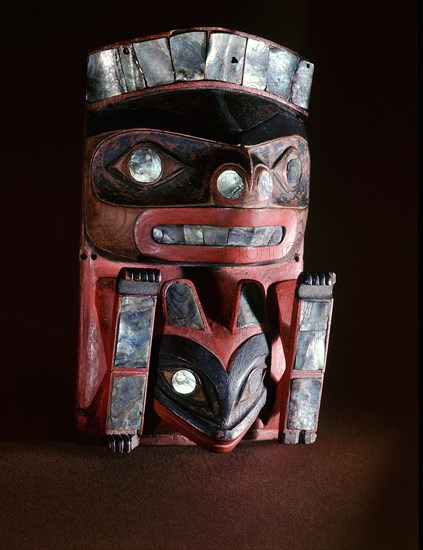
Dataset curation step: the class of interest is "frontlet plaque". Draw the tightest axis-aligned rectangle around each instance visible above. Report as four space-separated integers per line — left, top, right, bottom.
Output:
77 28 336 453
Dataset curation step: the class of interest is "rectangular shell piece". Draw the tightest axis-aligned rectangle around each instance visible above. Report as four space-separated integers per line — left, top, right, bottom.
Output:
205 32 247 84
243 38 270 90
183 225 204 245
299 302 331 332
287 378 321 430
108 376 146 431
118 44 146 92
294 301 332 370
291 59 314 109
133 38 175 87
203 225 229 246
295 330 327 371
266 47 298 99
114 296 156 369
170 31 207 81
86 49 127 103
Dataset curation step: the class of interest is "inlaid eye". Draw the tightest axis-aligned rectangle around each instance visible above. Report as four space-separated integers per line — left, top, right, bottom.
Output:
128 147 162 183
161 366 208 404
257 170 272 199
216 169 245 199
271 145 307 206
108 142 185 189
239 366 266 403
171 369 197 395
286 154 302 186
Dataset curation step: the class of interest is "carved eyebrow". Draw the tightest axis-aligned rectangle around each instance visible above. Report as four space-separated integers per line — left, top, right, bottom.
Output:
247 135 307 167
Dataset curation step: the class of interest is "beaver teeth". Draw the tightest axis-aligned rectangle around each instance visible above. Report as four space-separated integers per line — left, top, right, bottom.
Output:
152 225 284 246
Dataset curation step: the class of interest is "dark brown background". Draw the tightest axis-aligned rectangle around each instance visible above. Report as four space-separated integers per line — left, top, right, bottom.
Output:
1 1 418 549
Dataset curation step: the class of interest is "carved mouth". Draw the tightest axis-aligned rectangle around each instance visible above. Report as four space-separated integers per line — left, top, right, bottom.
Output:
134 207 297 264
152 224 285 247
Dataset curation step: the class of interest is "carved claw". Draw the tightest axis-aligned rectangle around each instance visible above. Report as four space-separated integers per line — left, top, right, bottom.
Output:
117 268 161 296
299 272 336 286
121 268 161 283
281 431 317 444
105 434 134 454
297 272 336 300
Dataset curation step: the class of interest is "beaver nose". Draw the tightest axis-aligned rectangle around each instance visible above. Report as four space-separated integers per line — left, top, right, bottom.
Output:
216 168 245 199
212 164 251 207
212 164 273 207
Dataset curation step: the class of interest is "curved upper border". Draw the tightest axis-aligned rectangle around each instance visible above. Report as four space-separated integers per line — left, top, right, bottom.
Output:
86 27 314 115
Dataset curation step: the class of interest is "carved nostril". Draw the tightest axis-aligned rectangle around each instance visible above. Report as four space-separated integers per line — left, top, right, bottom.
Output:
216 169 245 199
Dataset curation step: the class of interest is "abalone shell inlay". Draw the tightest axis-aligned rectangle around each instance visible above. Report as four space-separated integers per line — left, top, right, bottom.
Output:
114 296 155 368
295 301 331 371
243 38 269 90
291 59 314 109
133 38 174 87
87 49 127 103
108 376 146 430
237 283 265 327
118 44 146 92
299 301 331 332
295 330 326 371
287 378 321 430
205 33 247 84
86 30 314 111
267 47 298 100
170 31 207 81
166 283 204 329
152 225 284 247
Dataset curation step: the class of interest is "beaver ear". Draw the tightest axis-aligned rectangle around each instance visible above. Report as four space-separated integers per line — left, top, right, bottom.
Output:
232 280 266 331
162 280 209 330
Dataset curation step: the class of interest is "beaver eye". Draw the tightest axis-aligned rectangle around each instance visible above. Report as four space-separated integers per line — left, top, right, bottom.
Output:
171 369 197 395
273 147 302 190
128 147 162 183
161 367 207 403
239 367 266 403
109 144 184 185
286 154 302 187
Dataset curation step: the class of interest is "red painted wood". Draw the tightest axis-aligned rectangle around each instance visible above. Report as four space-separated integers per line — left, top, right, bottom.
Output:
76 241 303 447
154 400 248 453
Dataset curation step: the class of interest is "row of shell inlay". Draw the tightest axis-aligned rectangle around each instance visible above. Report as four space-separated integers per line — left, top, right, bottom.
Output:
86 31 313 109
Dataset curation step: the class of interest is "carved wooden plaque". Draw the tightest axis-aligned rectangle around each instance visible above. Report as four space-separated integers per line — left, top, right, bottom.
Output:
77 28 336 453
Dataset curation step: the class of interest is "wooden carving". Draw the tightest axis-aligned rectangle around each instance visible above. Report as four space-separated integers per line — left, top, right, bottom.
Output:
77 28 336 453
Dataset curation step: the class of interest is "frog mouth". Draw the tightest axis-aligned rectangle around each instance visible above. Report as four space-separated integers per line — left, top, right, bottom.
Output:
152 224 285 247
